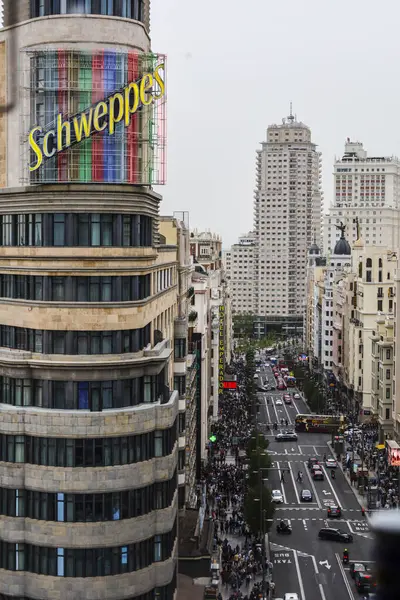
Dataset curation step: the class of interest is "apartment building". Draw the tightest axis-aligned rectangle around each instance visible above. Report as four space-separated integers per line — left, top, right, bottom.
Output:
304 242 326 365
159 215 198 511
371 313 394 439
190 229 222 272
0 2 177 599
224 232 256 315
324 140 400 253
253 111 322 325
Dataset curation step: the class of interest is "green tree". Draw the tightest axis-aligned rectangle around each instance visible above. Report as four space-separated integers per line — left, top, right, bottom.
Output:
244 485 275 535
246 431 269 458
233 312 255 339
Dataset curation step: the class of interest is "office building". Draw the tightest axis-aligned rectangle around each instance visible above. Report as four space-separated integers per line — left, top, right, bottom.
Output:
324 140 400 253
253 110 322 330
0 2 177 599
224 231 256 315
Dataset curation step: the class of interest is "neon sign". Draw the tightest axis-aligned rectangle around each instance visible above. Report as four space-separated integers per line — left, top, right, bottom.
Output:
28 63 165 172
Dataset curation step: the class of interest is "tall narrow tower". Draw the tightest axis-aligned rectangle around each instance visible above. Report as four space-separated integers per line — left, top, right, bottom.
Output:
253 111 322 330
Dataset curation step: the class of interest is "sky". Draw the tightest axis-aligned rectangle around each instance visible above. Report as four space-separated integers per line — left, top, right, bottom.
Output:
151 0 400 248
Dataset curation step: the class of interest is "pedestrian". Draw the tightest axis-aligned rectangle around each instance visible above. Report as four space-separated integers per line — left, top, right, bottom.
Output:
281 472 285 483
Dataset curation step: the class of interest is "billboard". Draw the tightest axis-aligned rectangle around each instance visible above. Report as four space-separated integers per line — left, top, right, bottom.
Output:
22 50 166 185
386 440 400 467
219 305 225 395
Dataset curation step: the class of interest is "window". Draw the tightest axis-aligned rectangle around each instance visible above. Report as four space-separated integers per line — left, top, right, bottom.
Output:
386 369 391 380
174 339 186 360
53 214 65 246
386 387 391 399
174 375 186 397
386 349 391 360
0 523 176 575
366 258 372 267
366 271 372 282
0 325 151 355
1 424 176 467
0 214 153 247
386 408 390 420
377 300 383 312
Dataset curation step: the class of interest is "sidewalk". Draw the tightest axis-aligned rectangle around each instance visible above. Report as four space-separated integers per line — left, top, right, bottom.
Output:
218 452 266 600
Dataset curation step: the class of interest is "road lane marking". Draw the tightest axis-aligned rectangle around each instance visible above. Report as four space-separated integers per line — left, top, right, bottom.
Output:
293 399 300 414
304 461 322 509
289 463 301 503
335 552 356 600
320 465 342 506
302 518 308 531
283 401 293 424
264 395 272 424
293 549 306 600
276 461 287 504
313 445 320 455
310 555 328 600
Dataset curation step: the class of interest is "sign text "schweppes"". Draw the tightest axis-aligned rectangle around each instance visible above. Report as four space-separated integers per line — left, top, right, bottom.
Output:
28 63 165 172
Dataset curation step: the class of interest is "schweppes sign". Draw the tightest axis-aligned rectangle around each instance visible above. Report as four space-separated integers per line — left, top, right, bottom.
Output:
28 62 165 172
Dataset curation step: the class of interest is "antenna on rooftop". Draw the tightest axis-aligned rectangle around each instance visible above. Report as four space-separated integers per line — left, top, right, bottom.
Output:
288 102 294 123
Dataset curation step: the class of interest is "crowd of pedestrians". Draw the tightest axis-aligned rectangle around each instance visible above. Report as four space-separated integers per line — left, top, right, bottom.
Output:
202 358 274 600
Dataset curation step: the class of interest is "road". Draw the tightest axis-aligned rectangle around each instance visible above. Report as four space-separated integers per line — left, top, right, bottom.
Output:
255 361 375 600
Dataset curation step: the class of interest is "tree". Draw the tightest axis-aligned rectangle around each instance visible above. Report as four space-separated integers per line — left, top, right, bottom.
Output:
244 485 275 535
233 312 255 339
246 431 269 458
247 452 272 488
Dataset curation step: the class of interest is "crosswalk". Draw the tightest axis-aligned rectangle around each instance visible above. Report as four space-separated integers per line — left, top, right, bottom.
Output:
275 505 361 512
268 516 372 538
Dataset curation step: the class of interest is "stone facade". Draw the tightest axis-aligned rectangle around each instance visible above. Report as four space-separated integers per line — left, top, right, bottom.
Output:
0 4 178 598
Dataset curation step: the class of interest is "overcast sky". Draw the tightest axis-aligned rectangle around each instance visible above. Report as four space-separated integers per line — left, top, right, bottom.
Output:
151 0 400 247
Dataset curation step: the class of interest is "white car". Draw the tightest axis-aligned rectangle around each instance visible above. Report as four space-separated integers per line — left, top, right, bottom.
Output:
325 458 338 468
293 393 300 399
272 489 284 503
275 398 283 406
284 595 299 600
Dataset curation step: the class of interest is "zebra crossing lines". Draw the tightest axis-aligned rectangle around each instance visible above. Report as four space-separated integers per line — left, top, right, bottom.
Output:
275 505 360 512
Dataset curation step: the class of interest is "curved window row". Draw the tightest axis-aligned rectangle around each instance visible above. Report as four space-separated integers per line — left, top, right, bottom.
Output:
0 372 167 411
0 274 151 302
0 324 151 354
0 520 176 576
0 424 177 466
0 213 152 248
0 470 177 521
31 0 145 23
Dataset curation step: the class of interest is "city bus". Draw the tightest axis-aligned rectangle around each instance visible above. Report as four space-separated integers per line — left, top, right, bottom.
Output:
295 414 347 433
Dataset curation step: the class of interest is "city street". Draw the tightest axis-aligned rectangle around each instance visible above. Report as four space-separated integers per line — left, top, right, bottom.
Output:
256 361 375 600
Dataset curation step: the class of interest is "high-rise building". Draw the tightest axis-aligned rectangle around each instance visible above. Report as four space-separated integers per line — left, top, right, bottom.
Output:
224 232 256 315
253 110 322 329
324 140 400 253
0 2 177 599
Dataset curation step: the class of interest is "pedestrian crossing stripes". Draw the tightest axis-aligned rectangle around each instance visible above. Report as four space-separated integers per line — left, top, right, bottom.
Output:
275 506 360 511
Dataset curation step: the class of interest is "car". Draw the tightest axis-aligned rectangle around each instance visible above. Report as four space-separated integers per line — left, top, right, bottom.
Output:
283 394 292 404
318 528 353 542
355 572 377 594
275 399 283 406
275 432 298 442
253 374 258 379
301 489 313 502
272 489 284 503
350 563 370 579
284 594 299 600
293 393 300 399
327 504 341 518
313 469 324 481
307 457 319 469
325 458 338 468
256 368 261 373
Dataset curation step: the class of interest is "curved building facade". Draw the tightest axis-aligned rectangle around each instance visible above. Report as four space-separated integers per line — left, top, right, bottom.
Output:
0 2 177 600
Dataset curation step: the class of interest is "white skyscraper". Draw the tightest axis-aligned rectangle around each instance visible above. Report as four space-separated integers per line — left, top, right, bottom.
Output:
224 232 256 314
324 140 400 253
253 110 323 323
